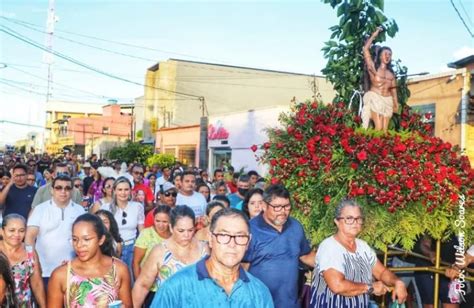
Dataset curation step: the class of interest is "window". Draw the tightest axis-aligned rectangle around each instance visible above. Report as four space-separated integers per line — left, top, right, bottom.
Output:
102 127 110 135
178 146 196 166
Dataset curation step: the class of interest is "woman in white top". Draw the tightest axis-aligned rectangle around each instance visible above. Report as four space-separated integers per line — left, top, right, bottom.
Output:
99 177 144 269
90 177 115 213
310 199 407 307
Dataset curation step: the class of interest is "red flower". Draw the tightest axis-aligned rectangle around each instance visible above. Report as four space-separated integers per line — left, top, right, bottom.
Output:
297 157 308 165
263 142 271 150
323 195 331 204
356 150 367 161
276 142 284 149
425 112 432 120
351 162 358 170
271 178 279 185
405 179 415 189
250 144 258 152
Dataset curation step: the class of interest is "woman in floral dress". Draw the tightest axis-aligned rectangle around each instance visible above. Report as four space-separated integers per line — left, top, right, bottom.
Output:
0 214 46 308
47 213 132 307
132 205 209 307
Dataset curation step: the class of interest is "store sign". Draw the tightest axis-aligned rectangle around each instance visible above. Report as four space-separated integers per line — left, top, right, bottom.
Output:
208 121 229 140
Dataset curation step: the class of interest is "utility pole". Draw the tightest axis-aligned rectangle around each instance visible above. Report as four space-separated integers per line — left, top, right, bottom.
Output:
42 0 57 153
45 0 56 102
198 96 208 170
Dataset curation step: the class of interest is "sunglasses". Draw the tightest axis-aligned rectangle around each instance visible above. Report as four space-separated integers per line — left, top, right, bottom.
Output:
27 178 35 181
122 211 128 225
74 184 82 188
164 191 178 197
53 185 73 191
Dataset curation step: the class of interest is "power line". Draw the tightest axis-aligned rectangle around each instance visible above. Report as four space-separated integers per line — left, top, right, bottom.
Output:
0 119 137 138
0 25 202 100
1 17 156 62
8 65 110 99
457 0 473 27
450 0 474 38
1 16 229 63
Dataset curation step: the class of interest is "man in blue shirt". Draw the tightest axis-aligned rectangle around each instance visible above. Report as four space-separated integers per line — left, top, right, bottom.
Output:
228 174 250 210
0 164 37 220
151 208 274 308
242 184 315 308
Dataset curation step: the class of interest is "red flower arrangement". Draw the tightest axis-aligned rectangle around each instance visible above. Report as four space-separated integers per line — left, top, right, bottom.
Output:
258 101 474 250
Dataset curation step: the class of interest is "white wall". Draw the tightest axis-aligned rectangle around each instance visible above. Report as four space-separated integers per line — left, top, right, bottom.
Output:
209 106 287 176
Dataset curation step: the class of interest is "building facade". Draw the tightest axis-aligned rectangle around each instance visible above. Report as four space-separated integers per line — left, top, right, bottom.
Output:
67 104 133 157
45 101 103 154
407 55 473 163
145 59 335 142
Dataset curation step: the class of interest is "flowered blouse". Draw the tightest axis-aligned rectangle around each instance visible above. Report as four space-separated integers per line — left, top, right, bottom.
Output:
66 258 118 307
11 250 35 307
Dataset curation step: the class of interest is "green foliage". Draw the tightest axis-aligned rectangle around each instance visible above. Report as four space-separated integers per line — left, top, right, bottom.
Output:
146 153 176 169
107 141 154 164
321 0 401 111
135 130 143 140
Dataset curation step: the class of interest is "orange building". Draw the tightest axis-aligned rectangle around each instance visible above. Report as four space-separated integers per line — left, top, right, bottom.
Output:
67 104 133 157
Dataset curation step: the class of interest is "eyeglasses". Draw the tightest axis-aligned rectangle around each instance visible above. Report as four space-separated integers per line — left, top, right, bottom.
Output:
266 202 291 212
74 184 82 188
14 174 26 178
27 178 35 182
212 233 250 246
164 191 178 197
104 185 112 189
53 185 73 192
28 164 36 167
337 216 364 225
133 171 144 176
122 211 128 225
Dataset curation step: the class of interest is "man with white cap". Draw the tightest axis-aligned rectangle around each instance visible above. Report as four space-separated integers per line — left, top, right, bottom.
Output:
143 182 177 227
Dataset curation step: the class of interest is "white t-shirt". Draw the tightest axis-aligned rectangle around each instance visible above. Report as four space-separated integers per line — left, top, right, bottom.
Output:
310 236 376 307
100 201 144 242
176 192 207 218
27 200 85 277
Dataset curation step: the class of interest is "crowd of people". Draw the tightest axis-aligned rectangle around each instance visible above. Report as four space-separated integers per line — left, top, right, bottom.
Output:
0 150 471 307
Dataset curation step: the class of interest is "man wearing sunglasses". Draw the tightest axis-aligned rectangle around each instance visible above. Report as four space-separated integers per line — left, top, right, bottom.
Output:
26 174 85 291
144 182 177 228
31 162 82 209
151 208 273 307
242 184 315 308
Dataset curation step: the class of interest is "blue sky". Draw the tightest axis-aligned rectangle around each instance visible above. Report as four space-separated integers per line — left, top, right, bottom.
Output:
1 0 473 144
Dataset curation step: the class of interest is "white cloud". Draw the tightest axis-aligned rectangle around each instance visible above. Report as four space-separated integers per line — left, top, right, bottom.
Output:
453 46 474 60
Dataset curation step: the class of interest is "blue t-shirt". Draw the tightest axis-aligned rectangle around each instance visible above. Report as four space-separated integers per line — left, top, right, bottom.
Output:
151 256 274 308
228 193 243 210
4 185 37 220
242 214 311 308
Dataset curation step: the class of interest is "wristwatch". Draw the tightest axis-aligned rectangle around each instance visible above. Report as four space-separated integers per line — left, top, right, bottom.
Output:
367 283 374 295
